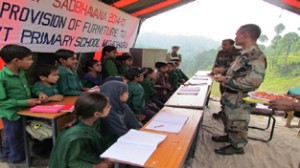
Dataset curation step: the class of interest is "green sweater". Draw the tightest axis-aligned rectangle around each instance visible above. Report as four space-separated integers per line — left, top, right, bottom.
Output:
168 71 179 91
117 64 128 76
33 81 58 97
102 57 118 79
175 68 189 82
140 79 155 103
127 82 145 115
49 121 107 168
56 65 83 96
0 67 42 121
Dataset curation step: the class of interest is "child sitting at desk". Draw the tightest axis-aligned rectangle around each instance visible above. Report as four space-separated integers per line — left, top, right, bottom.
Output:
141 68 164 109
154 62 171 103
116 52 133 75
55 49 88 95
100 81 140 145
49 92 113 168
167 61 179 93
0 44 48 163
124 67 157 122
81 59 103 88
33 64 63 102
102 46 118 80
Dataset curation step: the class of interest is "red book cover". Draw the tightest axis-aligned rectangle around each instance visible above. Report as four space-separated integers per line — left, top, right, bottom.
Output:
60 104 74 112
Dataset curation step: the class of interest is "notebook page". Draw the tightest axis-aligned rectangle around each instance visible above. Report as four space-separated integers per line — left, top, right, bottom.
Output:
145 113 189 133
118 129 166 148
100 141 156 166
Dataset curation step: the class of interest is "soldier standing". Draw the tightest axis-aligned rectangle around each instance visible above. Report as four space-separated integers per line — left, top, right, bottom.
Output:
212 39 241 120
213 24 267 155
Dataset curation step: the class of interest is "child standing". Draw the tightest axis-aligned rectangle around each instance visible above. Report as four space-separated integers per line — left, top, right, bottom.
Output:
117 53 133 75
55 49 87 96
100 81 141 145
33 64 63 102
124 67 157 122
154 62 171 103
82 60 103 88
49 92 113 168
102 46 118 80
0 44 48 163
167 61 179 93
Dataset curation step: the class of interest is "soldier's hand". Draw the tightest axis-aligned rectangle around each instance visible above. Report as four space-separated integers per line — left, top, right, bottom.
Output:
213 68 226 75
214 76 226 83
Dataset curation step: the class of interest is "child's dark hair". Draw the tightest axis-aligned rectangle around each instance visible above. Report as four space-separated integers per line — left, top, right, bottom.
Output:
121 53 133 62
74 92 109 119
101 46 117 62
0 44 32 63
82 59 100 73
167 61 175 67
55 49 75 63
34 64 58 82
155 62 167 69
143 67 154 78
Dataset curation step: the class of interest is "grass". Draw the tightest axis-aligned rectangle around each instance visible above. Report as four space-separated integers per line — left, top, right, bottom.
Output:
210 71 300 97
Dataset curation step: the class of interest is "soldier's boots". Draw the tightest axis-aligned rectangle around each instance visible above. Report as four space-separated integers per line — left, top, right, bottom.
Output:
212 110 225 120
214 145 245 155
212 135 229 142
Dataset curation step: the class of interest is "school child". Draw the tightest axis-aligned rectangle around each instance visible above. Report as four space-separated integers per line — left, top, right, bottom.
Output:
101 46 118 80
167 61 179 93
171 58 189 84
154 61 171 103
0 44 48 163
117 53 133 75
49 92 113 168
141 68 164 109
81 60 103 88
33 64 63 102
55 49 88 95
100 81 141 145
124 67 157 122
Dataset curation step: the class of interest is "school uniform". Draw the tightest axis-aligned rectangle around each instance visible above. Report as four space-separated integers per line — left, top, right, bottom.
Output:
175 68 189 83
82 72 102 88
0 67 42 163
33 81 59 96
102 57 118 80
56 65 83 96
117 64 128 76
168 71 179 92
154 71 170 102
100 81 140 145
141 79 163 109
49 121 106 168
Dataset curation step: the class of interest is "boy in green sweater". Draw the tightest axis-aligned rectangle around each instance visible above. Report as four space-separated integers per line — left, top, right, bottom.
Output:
0 45 48 163
167 61 179 93
124 67 157 122
55 49 88 95
101 46 118 80
117 52 133 75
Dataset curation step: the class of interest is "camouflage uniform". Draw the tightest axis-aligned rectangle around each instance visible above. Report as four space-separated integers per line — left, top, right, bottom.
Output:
221 45 267 148
212 47 241 74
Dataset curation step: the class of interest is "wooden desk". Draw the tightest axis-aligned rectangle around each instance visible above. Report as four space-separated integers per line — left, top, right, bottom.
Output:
18 96 78 168
141 107 203 168
165 85 210 109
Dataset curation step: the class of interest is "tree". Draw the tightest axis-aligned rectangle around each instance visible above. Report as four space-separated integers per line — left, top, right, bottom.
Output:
259 34 269 43
274 23 285 35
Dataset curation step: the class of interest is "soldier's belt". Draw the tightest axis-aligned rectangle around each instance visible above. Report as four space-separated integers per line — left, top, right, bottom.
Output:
225 88 248 94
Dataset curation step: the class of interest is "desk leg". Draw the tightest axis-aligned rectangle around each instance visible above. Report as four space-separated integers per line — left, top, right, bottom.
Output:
51 119 57 145
22 117 30 168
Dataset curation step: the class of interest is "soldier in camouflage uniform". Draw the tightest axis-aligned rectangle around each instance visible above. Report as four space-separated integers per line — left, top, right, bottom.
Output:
212 39 241 120
212 24 267 155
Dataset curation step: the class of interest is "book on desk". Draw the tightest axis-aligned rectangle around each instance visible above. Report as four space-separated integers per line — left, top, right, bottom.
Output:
100 129 166 166
145 112 189 133
177 86 200 95
30 104 74 113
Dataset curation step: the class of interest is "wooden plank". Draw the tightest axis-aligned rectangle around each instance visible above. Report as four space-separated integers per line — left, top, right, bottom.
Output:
142 107 203 168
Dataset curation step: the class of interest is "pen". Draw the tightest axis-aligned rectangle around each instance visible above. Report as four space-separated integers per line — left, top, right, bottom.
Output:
154 125 164 128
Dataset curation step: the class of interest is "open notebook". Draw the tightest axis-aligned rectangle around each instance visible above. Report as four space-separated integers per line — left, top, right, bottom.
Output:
100 129 167 166
145 112 189 133
177 86 200 95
